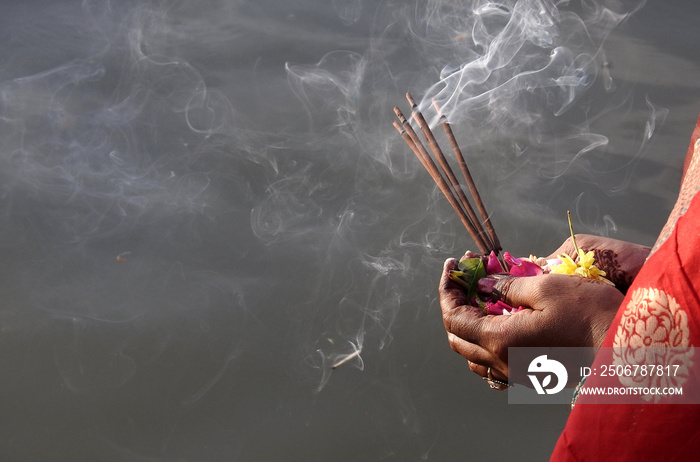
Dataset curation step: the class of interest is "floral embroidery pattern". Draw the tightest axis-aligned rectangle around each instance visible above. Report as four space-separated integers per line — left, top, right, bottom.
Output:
612 287 693 402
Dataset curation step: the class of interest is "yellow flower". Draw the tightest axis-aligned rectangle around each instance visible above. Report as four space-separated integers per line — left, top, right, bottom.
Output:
550 253 578 275
550 249 614 285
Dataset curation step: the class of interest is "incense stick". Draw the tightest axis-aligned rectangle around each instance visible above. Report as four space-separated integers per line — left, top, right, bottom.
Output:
405 93 491 253
392 111 490 254
331 349 362 369
393 94 504 262
432 99 502 254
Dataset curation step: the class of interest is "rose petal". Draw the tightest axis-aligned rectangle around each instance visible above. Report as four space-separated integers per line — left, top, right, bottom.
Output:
503 252 520 267
486 303 504 315
543 258 562 272
486 251 502 274
486 300 516 315
503 252 543 277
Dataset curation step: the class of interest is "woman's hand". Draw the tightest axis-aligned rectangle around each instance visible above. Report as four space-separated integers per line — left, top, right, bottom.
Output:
544 234 650 293
439 257 624 385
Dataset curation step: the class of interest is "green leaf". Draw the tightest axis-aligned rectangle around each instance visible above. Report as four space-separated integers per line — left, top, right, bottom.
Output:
455 258 486 299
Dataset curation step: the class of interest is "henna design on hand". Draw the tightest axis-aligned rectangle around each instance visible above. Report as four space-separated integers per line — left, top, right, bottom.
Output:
592 249 633 292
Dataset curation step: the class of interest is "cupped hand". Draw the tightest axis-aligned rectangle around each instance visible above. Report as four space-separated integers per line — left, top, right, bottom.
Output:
544 234 650 293
439 257 624 385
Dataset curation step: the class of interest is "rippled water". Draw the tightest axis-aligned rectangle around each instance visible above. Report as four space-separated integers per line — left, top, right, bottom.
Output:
1 1 699 460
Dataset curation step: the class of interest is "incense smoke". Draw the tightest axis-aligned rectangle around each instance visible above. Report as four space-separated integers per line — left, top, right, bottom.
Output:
0 0 669 458
285 0 654 391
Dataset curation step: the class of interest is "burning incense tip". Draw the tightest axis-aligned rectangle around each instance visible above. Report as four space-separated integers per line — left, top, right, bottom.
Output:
116 251 132 262
331 349 362 369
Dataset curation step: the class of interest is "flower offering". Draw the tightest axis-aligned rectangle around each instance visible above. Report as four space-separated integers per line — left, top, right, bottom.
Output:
449 212 614 315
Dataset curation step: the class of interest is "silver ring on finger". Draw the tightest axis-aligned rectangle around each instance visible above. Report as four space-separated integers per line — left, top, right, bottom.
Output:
483 367 510 391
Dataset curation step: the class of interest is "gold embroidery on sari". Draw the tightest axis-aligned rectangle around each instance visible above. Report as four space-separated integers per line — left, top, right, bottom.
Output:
612 287 693 402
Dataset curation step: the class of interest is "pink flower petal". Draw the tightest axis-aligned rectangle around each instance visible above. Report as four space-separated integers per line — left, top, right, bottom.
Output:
486 251 502 274
504 252 542 277
543 258 562 272
503 251 519 266
486 300 515 315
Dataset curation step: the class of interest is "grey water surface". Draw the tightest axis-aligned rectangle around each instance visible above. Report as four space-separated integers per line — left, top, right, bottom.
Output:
1 1 699 461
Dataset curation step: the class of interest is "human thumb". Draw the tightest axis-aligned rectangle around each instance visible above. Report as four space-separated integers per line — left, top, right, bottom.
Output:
477 274 550 311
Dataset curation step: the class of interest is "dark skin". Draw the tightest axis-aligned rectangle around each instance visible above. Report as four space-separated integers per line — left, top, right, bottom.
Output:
542 234 651 294
438 234 650 385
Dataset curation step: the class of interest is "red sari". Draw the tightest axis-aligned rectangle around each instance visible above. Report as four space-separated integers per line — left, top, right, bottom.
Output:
551 115 700 460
